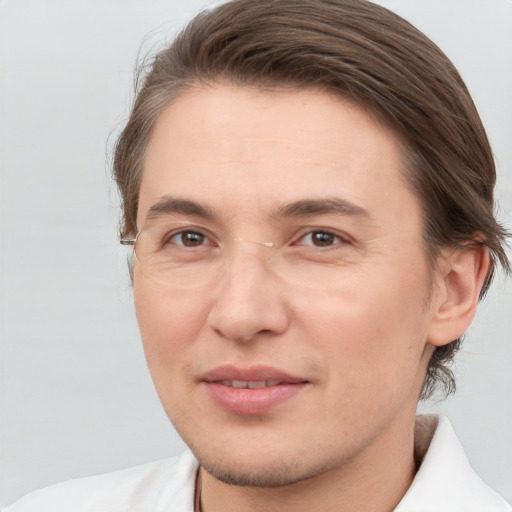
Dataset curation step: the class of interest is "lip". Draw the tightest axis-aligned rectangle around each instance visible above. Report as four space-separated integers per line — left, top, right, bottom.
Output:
201 365 307 384
200 365 309 415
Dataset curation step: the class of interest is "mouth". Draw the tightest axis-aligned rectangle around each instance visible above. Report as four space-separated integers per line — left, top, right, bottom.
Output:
201 366 309 415
218 380 283 388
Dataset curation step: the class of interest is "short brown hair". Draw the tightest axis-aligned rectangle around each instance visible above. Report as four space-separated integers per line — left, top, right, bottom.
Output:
113 0 510 399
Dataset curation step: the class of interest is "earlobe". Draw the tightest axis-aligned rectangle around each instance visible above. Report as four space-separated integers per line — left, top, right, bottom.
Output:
427 245 490 347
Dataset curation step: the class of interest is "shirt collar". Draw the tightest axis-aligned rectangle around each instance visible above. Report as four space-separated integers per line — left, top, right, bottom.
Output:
395 414 510 511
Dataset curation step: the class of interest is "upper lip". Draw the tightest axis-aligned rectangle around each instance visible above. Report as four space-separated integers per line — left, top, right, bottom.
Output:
201 365 308 384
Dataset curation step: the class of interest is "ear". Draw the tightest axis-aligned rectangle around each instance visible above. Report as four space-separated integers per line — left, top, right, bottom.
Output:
427 245 490 347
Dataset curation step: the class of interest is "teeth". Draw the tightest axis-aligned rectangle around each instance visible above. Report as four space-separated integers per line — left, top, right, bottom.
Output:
219 380 281 388
247 381 267 389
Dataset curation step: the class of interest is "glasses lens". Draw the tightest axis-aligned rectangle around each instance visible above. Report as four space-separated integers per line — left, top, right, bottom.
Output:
132 223 350 289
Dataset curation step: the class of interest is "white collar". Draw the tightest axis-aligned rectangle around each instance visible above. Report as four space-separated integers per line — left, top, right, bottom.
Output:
395 414 510 511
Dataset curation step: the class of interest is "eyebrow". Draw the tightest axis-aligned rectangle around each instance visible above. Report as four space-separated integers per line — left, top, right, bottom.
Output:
146 196 216 221
144 196 371 223
274 198 371 220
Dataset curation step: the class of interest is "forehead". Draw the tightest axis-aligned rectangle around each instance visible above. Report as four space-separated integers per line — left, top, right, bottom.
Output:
138 84 419 229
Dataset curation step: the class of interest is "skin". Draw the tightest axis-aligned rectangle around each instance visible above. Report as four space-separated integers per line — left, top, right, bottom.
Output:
134 85 488 512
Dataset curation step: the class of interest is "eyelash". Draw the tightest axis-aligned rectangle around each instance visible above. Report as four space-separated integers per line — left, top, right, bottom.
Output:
166 230 217 248
164 228 350 249
294 230 348 248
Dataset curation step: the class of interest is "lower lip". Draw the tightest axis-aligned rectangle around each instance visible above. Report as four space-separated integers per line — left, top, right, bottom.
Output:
203 382 307 415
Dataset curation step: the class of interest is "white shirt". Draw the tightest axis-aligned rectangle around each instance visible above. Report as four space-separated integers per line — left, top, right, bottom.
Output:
3 415 510 511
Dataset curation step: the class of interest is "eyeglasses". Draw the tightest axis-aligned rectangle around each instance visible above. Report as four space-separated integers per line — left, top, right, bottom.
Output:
120 221 356 289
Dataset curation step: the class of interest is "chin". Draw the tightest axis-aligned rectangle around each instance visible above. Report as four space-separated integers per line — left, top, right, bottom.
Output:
184 430 345 489
199 455 327 488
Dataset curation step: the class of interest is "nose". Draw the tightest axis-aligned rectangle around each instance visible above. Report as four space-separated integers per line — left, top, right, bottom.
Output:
207 245 290 343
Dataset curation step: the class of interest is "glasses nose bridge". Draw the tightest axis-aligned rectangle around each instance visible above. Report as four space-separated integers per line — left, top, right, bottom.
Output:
231 237 275 250
222 237 278 274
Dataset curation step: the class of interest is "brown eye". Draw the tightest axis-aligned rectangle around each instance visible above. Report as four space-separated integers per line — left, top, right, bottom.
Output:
297 230 345 248
312 232 335 246
171 231 207 247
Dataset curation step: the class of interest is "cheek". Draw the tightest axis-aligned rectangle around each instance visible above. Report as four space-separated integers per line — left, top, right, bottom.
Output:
294 264 431 389
134 277 207 368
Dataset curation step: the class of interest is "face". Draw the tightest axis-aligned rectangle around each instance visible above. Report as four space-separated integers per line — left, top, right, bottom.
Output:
134 85 439 486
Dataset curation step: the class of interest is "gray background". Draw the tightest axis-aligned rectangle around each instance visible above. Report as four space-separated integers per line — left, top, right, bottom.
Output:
1 0 511 505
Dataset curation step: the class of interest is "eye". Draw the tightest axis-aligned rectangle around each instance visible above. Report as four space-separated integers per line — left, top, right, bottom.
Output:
296 230 346 248
167 230 212 248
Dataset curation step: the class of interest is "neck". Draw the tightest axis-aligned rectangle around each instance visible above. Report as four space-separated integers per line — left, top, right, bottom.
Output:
199 413 418 512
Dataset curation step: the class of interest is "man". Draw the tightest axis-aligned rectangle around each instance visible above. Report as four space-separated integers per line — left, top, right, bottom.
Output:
4 0 510 510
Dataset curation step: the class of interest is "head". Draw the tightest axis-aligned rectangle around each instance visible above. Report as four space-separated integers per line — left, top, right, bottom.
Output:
114 0 509 400
113 0 509 487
